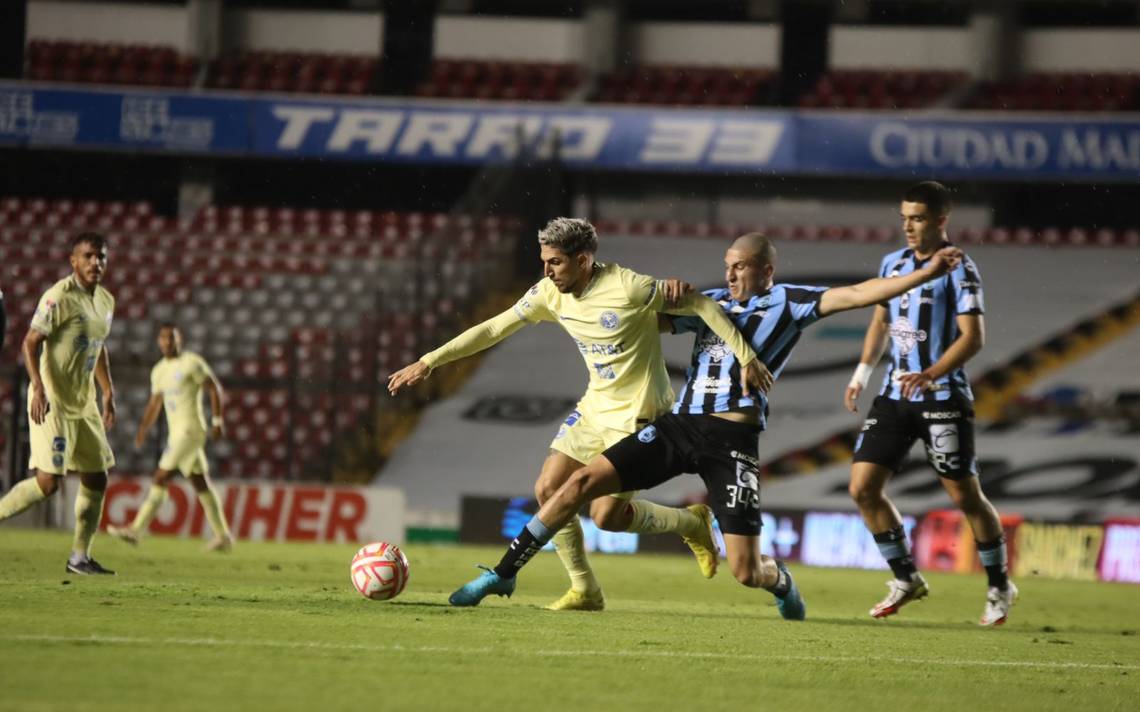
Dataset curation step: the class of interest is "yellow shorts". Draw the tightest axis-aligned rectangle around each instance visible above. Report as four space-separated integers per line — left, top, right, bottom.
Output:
28 404 115 475
158 432 209 476
549 409 638 501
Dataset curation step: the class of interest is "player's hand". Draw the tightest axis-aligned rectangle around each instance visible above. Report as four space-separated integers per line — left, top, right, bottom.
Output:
898 371 935 399
739 359 773 398
134 430 146 450
102 393 116 431
29 384 49 425
211 422 225 441
387 360 431 396
661 278 694 307
844 383 863 413
927 247 963 276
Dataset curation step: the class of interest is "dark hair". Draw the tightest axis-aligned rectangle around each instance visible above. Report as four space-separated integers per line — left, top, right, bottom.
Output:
902 181 952 217
71 231 108 252
158 322 180 333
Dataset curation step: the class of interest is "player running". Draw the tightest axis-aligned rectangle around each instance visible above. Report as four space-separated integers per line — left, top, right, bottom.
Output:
449 232 962 617
845 181 1017 626
108 323 233 551
388 218 771 610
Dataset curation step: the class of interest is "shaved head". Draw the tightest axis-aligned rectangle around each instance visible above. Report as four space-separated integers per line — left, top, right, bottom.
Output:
730 233 777 268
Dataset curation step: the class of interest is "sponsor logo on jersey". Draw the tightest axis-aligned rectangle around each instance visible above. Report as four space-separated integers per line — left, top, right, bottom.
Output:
698 331 731 362
922 411 962 420
888 317 927 355
693 376 733 394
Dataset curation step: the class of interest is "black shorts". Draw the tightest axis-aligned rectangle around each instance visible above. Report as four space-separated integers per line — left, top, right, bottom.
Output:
852 394 978 480
603 413 763 536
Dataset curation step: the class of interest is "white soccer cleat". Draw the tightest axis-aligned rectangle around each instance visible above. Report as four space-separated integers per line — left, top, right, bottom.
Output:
106 524 140 546
869 575 930 619
979 581 1018 627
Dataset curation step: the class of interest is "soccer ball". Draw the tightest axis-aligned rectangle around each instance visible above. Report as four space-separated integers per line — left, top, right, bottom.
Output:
350 542 410 601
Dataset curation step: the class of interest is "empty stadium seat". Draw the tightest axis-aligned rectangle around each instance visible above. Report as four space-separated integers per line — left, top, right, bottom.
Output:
593 65 776 106
25 39 197 88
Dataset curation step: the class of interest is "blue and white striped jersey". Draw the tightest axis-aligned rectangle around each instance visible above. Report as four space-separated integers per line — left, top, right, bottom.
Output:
877 244 984 402
671 284 827 430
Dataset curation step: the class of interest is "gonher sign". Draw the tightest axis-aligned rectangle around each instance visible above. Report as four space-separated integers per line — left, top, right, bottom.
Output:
61 478 405 544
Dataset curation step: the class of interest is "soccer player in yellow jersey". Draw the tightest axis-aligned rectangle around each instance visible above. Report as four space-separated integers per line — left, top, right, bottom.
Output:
388 218 771 610
107 323 233 551
0 232 118 575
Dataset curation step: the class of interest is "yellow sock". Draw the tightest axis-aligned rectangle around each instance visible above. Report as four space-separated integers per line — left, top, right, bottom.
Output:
552 516 600 594
72 485 106 558
0 477 48 520
197 488 232 539
130 484 168 533
626 500 700 536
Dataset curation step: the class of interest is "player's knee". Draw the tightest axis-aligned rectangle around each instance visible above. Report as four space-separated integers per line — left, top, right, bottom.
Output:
534 480 557 504
849 479 879 508
590 501 625 531
34 473 60 496
79 472 107 491
154 470 175 487
187 474 210 492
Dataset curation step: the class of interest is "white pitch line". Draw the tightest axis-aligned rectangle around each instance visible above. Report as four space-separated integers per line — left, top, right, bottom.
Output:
3 634 1137 672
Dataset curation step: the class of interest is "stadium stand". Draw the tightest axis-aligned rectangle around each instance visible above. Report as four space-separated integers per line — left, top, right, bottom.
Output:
25 39 197 88
0 198 517 481
966 72 1140 111
796 69 968 109
206 50 379 95
591 65 777 106
414 58 581 101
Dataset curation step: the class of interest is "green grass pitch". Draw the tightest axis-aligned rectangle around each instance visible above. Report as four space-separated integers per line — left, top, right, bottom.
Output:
0 529 1136 711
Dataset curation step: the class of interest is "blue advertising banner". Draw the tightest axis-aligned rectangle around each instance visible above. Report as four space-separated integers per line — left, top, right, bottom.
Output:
250 98 795 171
0 84 248 152
3 82 1140 179
798 114 1140 179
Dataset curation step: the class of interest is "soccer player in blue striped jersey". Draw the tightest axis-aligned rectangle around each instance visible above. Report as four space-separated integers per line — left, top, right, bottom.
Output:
455 231 961 618
845 181 1017 626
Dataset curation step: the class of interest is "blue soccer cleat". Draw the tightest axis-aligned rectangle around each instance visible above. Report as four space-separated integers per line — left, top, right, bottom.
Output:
774 561 806 621
448 565 516 607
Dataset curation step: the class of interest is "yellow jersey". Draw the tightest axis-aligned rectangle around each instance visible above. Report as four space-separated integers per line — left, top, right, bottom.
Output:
150 351 215 439
422 262 757 432
29 275 115 419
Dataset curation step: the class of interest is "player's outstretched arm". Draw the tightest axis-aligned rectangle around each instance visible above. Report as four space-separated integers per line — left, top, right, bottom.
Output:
135 393 164 449
22 329 49 424
844 306 890 413
666 292 771 395
387 306 528 396
819 246 962 317
95 346 116 431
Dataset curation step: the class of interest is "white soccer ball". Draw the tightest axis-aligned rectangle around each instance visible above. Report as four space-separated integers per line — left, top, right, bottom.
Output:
350 542 410 601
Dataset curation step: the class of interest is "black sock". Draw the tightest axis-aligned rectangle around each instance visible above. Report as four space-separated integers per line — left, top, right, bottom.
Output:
873 526 918 581
976 536 1009 590
493 516 553 580
765 564 790 598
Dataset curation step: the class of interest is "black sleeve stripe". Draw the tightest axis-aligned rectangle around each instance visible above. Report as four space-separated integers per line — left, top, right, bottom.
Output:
783 287 823 305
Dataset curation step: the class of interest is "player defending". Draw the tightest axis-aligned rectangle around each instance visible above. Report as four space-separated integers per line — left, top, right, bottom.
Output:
451 234 962 617
0 232 118 574
108 324 233 551
389 218 770 610
845 181 1016 626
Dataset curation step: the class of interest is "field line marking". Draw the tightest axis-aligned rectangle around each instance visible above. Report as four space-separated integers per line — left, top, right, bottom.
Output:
3 634 1138 672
